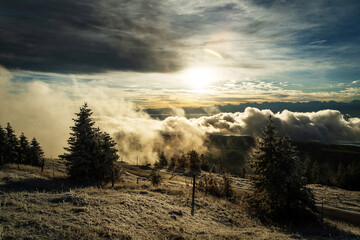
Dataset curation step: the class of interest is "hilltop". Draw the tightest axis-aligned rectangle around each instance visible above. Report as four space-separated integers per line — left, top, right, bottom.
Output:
1 160 360 239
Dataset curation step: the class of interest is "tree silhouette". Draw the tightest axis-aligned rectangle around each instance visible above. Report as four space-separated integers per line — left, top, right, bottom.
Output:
19 133 30 165
158 151 168 167
59 103 119 184
311 160 321 184
94 131 119 182
0 125 6 167
177 153 188 170
200 154 210 172
188 150 200 171
60 103 97 180
29 138 45 169
250 115 316 223
4 123 19 165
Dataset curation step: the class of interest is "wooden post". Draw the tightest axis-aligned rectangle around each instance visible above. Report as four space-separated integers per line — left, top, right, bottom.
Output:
191 174 196 216
321 197 324 220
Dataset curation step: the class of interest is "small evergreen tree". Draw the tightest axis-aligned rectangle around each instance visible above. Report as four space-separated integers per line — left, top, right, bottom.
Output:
29 138 45 169
19 133 30 166
95 131 119 183
59 103 119 184
311 160 321 184
0 125 6 168
249 115 316 223
200 154 210 172
158 151 168 167
216 157 225 174
5 123 19 165
336 162 346 188
169 157 176 169
188 150 200 171
222 173 234 200
303 154 313 182
177 153 188 170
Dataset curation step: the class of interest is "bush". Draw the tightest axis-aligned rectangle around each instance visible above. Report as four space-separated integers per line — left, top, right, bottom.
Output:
149 170 162 186
197 173 234 200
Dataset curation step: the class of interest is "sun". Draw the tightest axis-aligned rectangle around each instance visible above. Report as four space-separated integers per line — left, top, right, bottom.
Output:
185 67 216 89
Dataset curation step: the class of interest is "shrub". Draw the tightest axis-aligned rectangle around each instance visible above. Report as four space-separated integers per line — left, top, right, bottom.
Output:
197 173 234 200
149 170 162 186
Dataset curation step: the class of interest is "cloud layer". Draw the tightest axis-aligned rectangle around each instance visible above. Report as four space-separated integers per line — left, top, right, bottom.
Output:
196 108 360 143
1 65 359 164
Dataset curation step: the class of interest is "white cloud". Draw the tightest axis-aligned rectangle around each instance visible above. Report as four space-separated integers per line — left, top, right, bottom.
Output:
309 40 327 45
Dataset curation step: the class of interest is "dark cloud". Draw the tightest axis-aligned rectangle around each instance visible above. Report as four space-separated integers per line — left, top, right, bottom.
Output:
0 0 182 73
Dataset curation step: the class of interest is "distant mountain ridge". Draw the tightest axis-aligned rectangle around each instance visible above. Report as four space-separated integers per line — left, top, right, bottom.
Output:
146 100 360 119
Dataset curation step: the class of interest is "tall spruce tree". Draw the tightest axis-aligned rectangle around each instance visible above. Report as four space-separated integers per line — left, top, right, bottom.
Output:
59 103 119 183
250 115 316 223
60 103 96 180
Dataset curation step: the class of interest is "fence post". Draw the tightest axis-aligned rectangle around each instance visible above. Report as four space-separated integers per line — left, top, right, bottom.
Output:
321 197 324 220
191 174 196 216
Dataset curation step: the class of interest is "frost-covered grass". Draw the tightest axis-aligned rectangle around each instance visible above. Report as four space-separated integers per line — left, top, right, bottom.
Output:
0 161 360 239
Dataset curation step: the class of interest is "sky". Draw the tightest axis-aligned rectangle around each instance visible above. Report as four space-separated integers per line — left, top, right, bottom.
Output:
1 0 360 158
1 0 359 107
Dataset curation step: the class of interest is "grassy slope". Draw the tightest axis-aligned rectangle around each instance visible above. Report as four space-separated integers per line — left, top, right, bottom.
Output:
0 161 360 239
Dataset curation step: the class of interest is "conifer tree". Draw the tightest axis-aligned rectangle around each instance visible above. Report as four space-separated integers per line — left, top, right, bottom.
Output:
250 115 316 223
311 160 321 184
188 150 200 171
303 154 313 182
94 131 119 182
336 162 346 188
216 157 225 174
0 125 6 167
19 133 30 165
177 153 188 169
158 151 168 167
29 138 45 169
200 154 210 172
59 103 119 184
169 157 176 169
5 123 19 165
60 103 97 180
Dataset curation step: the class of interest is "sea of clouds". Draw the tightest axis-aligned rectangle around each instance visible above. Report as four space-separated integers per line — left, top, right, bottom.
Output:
1 65 359 164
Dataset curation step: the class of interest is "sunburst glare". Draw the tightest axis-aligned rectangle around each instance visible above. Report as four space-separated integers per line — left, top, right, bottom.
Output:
184 67 216 90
